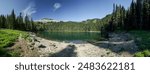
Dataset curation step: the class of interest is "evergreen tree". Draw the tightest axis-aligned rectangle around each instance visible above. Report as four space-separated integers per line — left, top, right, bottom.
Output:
6 9 16 29
30 18 36 32
24 15 30 31
143 0 149 30
11 9 16 29
1 15 6 28
124 10 130 30
16 13 24 30
129 0 137 29
136 0 143 29
108 4 126 31
149 0 150 28
0 15 2 28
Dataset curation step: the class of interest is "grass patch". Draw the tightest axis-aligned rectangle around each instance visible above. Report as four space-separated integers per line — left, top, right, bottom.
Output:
0 29 28 48
0 29 29 57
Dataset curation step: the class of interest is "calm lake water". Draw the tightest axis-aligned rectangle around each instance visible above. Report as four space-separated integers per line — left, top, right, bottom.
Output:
37 31 101 41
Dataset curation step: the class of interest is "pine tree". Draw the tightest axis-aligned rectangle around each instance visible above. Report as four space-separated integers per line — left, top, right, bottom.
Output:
108 4 126 31
130 0 137 29
24 15 30 31
17 13 24 30
31 18 36 32
149 0 150 28
0 16 1 28
6 15 12 29
1 15 6 28
6 9 16 29
136 0 143 29
143 0 149 29
124 10 130 30
11 9 16 29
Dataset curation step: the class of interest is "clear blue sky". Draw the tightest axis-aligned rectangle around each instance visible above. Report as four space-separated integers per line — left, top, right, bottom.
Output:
0 0 132 21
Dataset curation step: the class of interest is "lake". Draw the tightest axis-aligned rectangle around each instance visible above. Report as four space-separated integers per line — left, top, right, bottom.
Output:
37 31 101 41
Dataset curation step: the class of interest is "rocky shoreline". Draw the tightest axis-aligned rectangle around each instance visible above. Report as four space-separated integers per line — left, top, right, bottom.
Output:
19 32 137 57
8 32 138 57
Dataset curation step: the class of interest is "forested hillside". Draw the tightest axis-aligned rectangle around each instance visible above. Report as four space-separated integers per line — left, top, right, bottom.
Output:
35 15 111 32
105 0 150 32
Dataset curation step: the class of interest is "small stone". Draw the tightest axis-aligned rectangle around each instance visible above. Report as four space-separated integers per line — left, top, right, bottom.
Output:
38 44 46 48
31 42 35 45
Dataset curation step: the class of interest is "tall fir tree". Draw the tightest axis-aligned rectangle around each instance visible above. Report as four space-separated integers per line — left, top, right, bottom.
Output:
143 0 149 29
6 9 16 29
136 0 143 29
11 9 16 29
130 0 137 29
24 15 30 31
16 13 24 30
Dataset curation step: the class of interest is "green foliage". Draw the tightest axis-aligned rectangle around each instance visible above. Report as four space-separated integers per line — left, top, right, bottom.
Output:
0 29 28 57
0 46 21 57
0 47 12 57
0 47 6 56
142 0 150 30
143 50 150 57
35 15 112 32
134 52 144 57
105 0 150 32
134 50 150 57
36 21 100 32
0 29 28 48
0 10 40 32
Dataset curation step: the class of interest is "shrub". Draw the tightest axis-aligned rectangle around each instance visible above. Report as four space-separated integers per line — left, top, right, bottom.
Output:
143 50 150 57
134 52 144 57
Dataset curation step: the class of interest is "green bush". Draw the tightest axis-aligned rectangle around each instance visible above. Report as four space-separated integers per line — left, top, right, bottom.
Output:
143 50 150 57
134 52 144 57
134 50 150 57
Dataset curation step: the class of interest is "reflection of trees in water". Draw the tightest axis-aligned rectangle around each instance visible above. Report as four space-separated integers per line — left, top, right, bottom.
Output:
38 32 100 41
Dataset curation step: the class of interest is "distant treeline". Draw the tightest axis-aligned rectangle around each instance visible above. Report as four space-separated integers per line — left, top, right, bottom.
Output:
37 20 101 32
0 10 45 32
36 15 111 32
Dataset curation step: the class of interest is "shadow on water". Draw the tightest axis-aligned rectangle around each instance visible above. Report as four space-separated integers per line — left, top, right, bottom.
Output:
49 45 77 57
